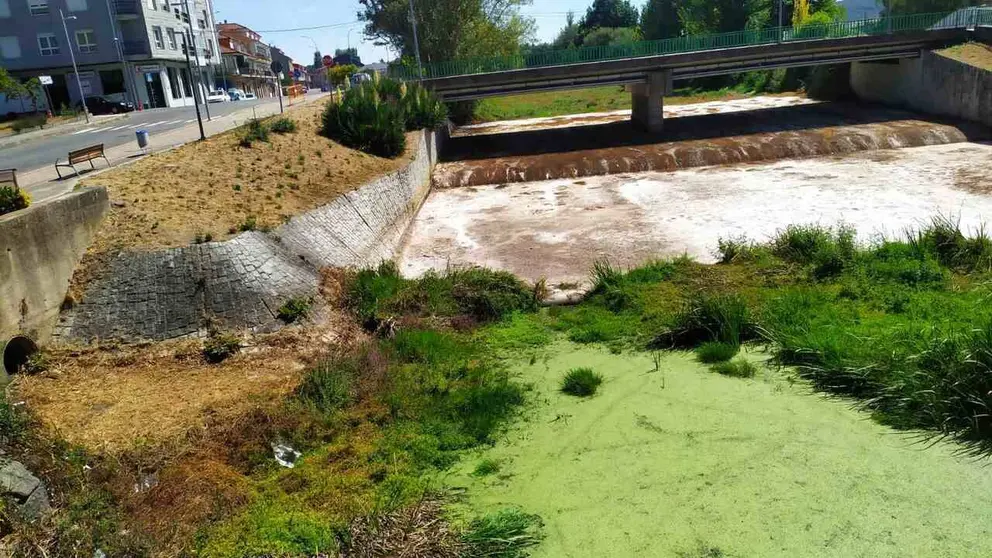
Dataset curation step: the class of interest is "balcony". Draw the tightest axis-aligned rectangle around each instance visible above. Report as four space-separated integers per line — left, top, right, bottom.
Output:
112 0 141 16
122 40 150 56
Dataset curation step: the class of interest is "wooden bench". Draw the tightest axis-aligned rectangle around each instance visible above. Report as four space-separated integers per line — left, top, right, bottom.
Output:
0 169 17 190
55 144 111 179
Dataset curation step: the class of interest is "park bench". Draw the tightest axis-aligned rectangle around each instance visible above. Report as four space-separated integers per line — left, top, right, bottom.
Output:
0 169 17 189
55 144 111 179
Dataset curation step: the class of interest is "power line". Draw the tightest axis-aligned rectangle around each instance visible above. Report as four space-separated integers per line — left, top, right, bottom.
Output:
257 20 361 33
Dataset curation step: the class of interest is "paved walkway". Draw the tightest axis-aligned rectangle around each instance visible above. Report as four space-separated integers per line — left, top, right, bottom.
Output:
20 92 328 203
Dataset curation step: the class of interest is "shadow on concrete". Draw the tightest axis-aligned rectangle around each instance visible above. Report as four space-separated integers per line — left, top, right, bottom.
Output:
442 102 990 162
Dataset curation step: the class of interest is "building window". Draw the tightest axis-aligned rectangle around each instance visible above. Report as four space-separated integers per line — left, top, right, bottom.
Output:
75 29 97 53
0 36 20 58
180 68 192 97
152 26 164 49
37 33 59 56
66 0 87 11
0 0 10 18
167 28 177 50
28 0 49 16
99 69 125 95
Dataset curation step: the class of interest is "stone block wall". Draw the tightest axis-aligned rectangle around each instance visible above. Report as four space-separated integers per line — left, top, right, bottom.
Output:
851 50 992 127
60 129 443 343
0 187 108 343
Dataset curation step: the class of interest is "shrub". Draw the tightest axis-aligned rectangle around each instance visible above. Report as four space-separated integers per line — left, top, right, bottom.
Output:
322 82 406 158
238 118 269 147
696 341 739 363
461 509 543 558
22 351 49 374
0 393 28 444
10 113 46 133
711 358 758 378
203 333 241 363
295 358 355 413
909 215 992 273
472 458 501 477
560 367 603 397
663 293 755 348
238 215 258 232
270 117 297 134
277 297 312 323
716 235 764 263
0 185 31 216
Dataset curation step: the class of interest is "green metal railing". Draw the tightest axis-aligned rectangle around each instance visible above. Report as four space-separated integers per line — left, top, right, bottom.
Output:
392 9 992 81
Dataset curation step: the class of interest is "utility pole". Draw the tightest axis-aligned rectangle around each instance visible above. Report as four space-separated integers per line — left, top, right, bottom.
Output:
182 34 206 141
60 9 90 123
778 0 784 43
182 0 211 120
408 0 424 80
104 0 134 107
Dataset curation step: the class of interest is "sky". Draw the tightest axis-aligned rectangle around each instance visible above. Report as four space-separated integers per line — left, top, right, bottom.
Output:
212 0 877 67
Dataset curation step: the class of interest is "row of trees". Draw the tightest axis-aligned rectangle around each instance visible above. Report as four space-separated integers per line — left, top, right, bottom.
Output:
0 68 42 114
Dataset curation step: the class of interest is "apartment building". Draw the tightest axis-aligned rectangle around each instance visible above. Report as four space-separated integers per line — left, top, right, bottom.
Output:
216 21 276 99
0 0 220 113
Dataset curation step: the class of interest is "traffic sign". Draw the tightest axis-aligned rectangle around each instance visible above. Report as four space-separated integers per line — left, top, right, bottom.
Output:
270 60 284 75
39 75 53 85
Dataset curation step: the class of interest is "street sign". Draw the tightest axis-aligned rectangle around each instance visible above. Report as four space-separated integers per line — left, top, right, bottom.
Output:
39 75 53 85
270 60 284 75
293 69 302 79
322 55 333 67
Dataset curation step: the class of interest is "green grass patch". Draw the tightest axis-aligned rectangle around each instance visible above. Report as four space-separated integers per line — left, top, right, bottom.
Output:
472 458 502 477
710 357 758 378
461 509 543 558
560 367 603 397
696 342 739 363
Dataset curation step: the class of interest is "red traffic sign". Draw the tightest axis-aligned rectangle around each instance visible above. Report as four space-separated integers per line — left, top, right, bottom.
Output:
322 55 334 67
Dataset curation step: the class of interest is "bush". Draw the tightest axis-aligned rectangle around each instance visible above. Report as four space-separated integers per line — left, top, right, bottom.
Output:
277 297 312 323
295 357 355 414
203 333 241 363
321 77 446 158
663 293 755 348
711 358 758 378
270 117 297 134
10 113 46 133
0 393 28 444
716 235 765 263
472 459 501 477
696 341 739 363
238 118 269 147
0 185 31 216
560 367 603 397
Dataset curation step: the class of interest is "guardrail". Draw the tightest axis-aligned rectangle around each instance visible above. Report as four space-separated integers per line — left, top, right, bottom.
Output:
393 9 990 81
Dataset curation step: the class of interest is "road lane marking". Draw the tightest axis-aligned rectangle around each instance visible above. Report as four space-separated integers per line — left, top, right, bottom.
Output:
144 121 168 127
108 125 131 131
87 127 111 134
72 128 95 135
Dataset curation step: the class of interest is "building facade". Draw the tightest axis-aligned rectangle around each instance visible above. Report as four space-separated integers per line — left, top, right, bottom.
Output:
216 22 276 99
0 0 220 113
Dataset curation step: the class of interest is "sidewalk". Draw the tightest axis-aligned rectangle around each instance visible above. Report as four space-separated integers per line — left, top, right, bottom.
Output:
21 93 327 203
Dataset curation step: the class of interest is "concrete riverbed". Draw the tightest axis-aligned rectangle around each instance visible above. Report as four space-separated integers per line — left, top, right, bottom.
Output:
400 140 992 286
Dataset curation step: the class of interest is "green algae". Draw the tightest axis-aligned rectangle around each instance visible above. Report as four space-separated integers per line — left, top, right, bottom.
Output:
450 342 992 557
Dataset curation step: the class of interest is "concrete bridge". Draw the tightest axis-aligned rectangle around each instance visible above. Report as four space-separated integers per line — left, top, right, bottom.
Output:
414 10 991 132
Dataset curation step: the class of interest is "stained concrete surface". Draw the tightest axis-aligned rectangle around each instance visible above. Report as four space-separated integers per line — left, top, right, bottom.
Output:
400 141 992 286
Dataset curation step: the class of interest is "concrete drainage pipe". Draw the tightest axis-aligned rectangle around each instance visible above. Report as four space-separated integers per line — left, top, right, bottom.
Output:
2 336 39 377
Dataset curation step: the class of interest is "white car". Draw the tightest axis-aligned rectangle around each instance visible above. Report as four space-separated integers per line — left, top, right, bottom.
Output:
206 90 229 103
243 92 257 100
228 88 246 101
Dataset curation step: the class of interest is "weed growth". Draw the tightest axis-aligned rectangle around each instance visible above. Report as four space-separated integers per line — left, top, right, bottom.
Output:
277 296 312 323
238 118 269 147
560 368 603 397
711 358 758 378
0 185 31 216
269 117 298 134
203 333 241 363
472 459 501 477
461 509 543 558
696 342 739 363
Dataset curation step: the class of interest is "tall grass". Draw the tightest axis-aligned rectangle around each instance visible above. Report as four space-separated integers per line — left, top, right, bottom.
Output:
662 293 755 348
461 509 543 558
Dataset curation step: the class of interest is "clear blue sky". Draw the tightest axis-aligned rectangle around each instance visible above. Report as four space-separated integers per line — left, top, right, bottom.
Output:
212 0 875 67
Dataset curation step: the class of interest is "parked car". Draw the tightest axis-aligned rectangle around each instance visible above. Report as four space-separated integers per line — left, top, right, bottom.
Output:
243 92 257 100
227 88 246 101
350 73 372 86
206 90 229 103
79 96 135 115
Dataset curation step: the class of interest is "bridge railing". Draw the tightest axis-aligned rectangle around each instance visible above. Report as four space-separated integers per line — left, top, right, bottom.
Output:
391 10 976 81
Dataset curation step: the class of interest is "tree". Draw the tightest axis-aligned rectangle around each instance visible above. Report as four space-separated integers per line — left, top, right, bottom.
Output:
579 0 640 31
553 11 582 48
793 0 811 26
334 48 363 66
329 64 359 87
358 0 534 63
880 0 969 16
313 50 323 68
641 0 682 40
582 27 642 46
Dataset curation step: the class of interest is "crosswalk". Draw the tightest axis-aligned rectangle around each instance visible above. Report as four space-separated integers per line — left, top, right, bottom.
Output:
69 119 200 135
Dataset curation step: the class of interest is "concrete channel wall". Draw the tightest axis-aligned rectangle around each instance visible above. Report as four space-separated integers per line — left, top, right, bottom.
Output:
850 51 992 127
0 187 109 343
59 129 444 343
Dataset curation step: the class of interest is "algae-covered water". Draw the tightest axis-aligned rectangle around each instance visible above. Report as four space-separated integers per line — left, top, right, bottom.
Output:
449 343 992 557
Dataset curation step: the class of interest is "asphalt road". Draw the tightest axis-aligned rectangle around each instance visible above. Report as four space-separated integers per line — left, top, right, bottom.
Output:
0 98 276 172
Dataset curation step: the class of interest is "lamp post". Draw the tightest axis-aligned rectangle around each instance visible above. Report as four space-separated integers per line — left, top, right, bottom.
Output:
60 9 90 123
182 0 211 121
408 0 423 80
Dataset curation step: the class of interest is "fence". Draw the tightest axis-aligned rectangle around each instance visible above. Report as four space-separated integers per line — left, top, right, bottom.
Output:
393 9 991 81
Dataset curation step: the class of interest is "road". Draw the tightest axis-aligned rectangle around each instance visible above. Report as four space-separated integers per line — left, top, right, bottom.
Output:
0 97 284 173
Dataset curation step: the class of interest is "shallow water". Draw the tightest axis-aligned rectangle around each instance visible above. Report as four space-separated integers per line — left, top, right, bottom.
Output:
401 142 992 286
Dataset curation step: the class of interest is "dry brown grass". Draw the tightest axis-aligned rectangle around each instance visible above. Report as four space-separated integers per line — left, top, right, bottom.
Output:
939 41 992 71
78 100 414 252
12 314 362 455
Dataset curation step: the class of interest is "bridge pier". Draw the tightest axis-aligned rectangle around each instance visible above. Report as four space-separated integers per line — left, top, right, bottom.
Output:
630 71 672 133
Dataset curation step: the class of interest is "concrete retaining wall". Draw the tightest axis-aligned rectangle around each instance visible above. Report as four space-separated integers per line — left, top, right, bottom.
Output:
0 187 109 343
60 129 443 342
851 51 992 127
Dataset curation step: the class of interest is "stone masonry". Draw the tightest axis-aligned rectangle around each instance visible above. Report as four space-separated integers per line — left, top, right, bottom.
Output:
59 129 444 342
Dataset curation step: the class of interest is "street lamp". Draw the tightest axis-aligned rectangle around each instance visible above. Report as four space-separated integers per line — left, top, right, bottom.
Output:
60 9 90 123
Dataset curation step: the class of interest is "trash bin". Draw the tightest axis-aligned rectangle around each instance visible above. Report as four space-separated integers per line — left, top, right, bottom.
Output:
136 129 149 148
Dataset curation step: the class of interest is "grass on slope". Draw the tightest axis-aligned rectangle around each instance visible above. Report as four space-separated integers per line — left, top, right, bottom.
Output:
938 41 992 71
